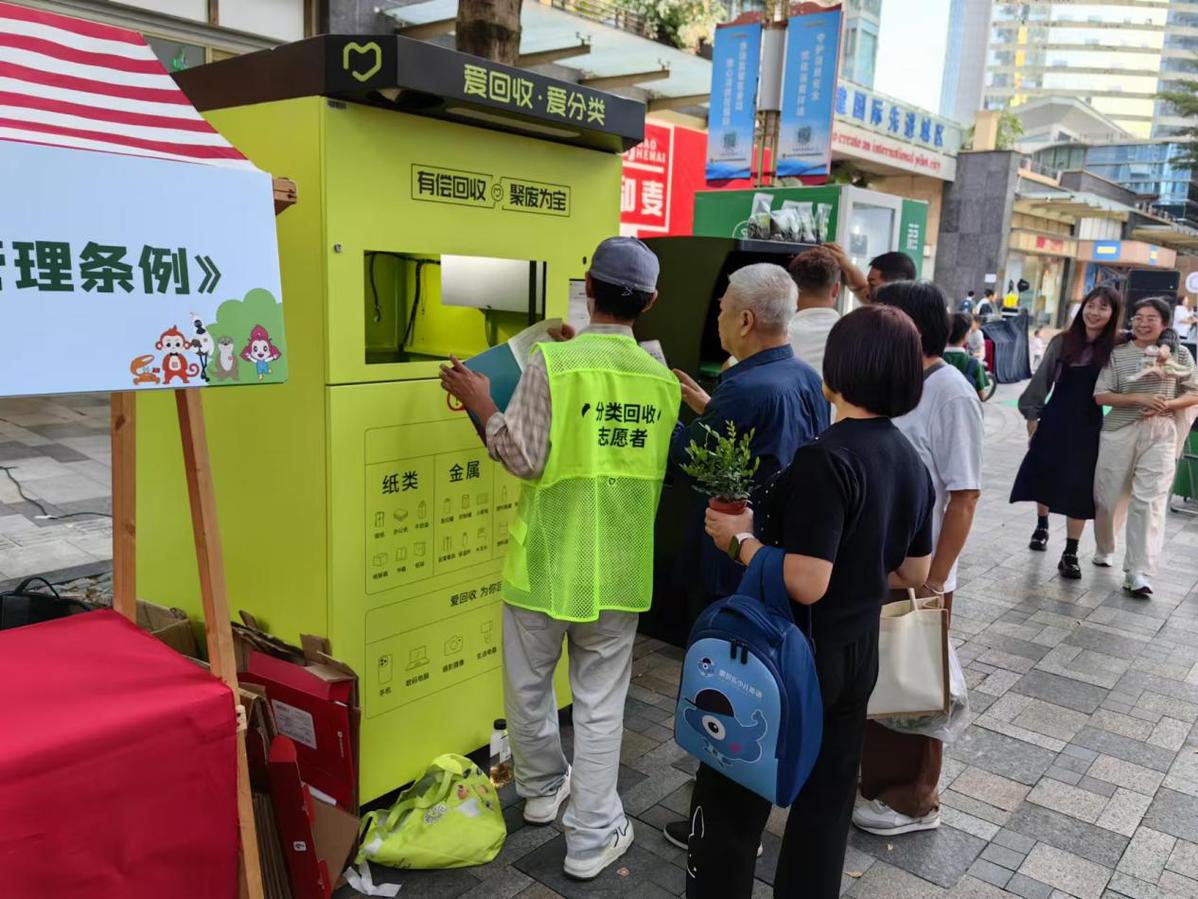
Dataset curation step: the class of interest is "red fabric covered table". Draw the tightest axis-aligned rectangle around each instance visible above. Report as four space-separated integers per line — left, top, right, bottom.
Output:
0 610 239 899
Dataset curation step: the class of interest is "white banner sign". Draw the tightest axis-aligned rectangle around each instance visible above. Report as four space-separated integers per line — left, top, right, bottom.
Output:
831 120 957 181
0 140 285 397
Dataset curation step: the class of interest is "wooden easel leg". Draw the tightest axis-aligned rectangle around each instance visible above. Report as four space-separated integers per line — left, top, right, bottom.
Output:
175 389 264 899
110 392 136 622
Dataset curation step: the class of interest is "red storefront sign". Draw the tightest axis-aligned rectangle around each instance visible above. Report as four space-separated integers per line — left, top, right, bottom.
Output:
621 121 674 232
620 119 766 238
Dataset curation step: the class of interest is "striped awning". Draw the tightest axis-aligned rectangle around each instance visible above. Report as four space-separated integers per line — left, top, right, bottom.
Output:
0 1 255 169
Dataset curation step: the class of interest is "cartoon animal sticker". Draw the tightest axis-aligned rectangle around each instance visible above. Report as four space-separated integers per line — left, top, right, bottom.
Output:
683 688 767 768
189 314 215 383
155 326 200 385
240 324 282 381
130 354 160 386
211 335 239 382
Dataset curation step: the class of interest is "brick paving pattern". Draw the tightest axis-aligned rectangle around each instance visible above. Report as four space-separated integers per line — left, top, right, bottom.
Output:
22 389 1198 898
0 393 112 581
335 385 1198 897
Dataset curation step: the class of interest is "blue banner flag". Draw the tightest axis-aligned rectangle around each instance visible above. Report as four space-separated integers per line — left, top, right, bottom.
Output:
776 8 842 180
706 21 762 181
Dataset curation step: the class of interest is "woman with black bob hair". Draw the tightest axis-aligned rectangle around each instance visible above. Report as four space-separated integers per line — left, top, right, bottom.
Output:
1011 284 1122 578
691 305 936 898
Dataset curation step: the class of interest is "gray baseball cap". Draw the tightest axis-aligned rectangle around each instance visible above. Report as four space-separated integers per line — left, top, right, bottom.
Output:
589 237 660 294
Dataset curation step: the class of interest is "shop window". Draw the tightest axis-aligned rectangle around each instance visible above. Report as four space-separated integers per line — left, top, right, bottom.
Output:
363 252 546 365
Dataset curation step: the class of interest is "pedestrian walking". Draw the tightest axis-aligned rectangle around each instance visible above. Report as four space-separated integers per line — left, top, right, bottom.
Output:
856 280 983 838
688 305 934 899
976 289 997 317
1011 285 1122 579
1093 296 1198 597
439 237 680 880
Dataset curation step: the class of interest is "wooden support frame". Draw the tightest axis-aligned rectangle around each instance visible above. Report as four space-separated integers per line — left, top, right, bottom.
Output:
109 388 263 899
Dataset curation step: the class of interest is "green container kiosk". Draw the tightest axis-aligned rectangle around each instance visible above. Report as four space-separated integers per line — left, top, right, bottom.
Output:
693 184 929 284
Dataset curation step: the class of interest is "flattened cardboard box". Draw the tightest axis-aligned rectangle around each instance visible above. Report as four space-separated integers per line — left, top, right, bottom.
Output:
136 599 200 659
235 614 361 813
268 735 359 899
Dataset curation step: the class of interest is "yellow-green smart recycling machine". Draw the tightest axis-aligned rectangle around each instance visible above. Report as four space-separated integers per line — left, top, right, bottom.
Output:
137 35 643 801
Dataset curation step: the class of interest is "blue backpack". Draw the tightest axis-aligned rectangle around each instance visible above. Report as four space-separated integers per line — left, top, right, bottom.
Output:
674 546 823 807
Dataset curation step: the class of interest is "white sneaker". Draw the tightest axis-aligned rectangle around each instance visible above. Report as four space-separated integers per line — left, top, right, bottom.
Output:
564 820 634 881
1123 572 1153 597
523 768 570 825
852 797 940 836
1093 553 1114 568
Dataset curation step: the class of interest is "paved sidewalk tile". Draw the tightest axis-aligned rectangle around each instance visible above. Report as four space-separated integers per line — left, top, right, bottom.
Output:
28 385 1198 899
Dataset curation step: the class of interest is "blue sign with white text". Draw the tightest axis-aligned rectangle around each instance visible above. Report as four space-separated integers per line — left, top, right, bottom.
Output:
706 21 762 181
777 9 841 179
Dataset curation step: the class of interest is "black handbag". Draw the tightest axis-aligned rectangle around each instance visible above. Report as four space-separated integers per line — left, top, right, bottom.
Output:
0 576 96 632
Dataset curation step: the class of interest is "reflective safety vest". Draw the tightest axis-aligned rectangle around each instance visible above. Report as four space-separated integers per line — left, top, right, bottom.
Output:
502 333 680 622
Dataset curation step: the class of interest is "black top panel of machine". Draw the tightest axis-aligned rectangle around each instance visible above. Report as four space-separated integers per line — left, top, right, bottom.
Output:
173 35 645 154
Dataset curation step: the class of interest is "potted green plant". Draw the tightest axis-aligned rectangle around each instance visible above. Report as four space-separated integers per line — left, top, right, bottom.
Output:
679 422 759 514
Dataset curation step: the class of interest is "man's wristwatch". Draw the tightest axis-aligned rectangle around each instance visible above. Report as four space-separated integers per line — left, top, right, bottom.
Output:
727 532 756 564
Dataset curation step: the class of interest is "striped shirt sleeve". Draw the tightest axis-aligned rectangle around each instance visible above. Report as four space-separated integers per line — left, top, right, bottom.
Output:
484 350 551 480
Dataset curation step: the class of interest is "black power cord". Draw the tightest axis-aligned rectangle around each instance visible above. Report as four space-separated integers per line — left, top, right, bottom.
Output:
365 253 442 351
0 465 111 521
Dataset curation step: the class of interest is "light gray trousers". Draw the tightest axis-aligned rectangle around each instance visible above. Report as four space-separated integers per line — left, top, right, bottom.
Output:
502 603 638 860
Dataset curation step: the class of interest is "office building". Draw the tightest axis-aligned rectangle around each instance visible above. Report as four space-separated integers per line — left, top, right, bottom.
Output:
1032 140 1198 227
983 1 1168 139
841 0 882 88
940 0 992 126
1155 0 1198 136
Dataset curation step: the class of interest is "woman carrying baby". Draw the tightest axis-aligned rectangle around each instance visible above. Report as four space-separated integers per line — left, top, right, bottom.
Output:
1093 296 1198 597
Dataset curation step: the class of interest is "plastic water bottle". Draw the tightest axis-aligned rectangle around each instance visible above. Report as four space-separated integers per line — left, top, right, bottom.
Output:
489 718 513 788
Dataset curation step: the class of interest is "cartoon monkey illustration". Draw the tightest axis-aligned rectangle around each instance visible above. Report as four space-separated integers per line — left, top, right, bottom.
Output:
211 335 239 382
189 314 215 383
239 324 282 381
155 326 200 385
129 354 160 386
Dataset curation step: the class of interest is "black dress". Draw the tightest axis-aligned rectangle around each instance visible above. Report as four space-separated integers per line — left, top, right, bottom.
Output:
1010 355 1103 519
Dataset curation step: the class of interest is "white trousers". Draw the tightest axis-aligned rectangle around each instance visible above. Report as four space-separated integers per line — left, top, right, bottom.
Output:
1093 416 1178 576
502 603 638 860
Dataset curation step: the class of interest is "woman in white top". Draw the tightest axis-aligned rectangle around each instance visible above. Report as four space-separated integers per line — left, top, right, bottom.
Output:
1093 296 1198 596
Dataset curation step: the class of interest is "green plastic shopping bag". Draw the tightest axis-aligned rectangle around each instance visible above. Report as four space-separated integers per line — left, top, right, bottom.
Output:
355 754 506 870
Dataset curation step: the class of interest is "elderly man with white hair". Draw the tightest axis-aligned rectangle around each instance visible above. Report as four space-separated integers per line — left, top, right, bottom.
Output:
663 262 829 849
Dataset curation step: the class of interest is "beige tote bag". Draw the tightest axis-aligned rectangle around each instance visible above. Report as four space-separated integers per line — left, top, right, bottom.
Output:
867 590 950 719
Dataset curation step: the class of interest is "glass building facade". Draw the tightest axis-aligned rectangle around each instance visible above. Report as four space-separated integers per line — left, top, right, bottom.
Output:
1032 141 1198 226
841 0 881 88
984 1 1168 138
1154 0 1198 136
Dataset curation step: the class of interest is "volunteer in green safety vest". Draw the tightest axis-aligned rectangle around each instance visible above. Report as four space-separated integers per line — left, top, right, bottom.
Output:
440 237 680 882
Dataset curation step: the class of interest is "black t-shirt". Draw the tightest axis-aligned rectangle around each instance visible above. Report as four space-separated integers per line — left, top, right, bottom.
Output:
760 417 935 645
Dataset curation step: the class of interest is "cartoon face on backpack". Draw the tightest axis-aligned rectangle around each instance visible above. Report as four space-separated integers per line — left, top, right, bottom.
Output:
683 688 768 768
